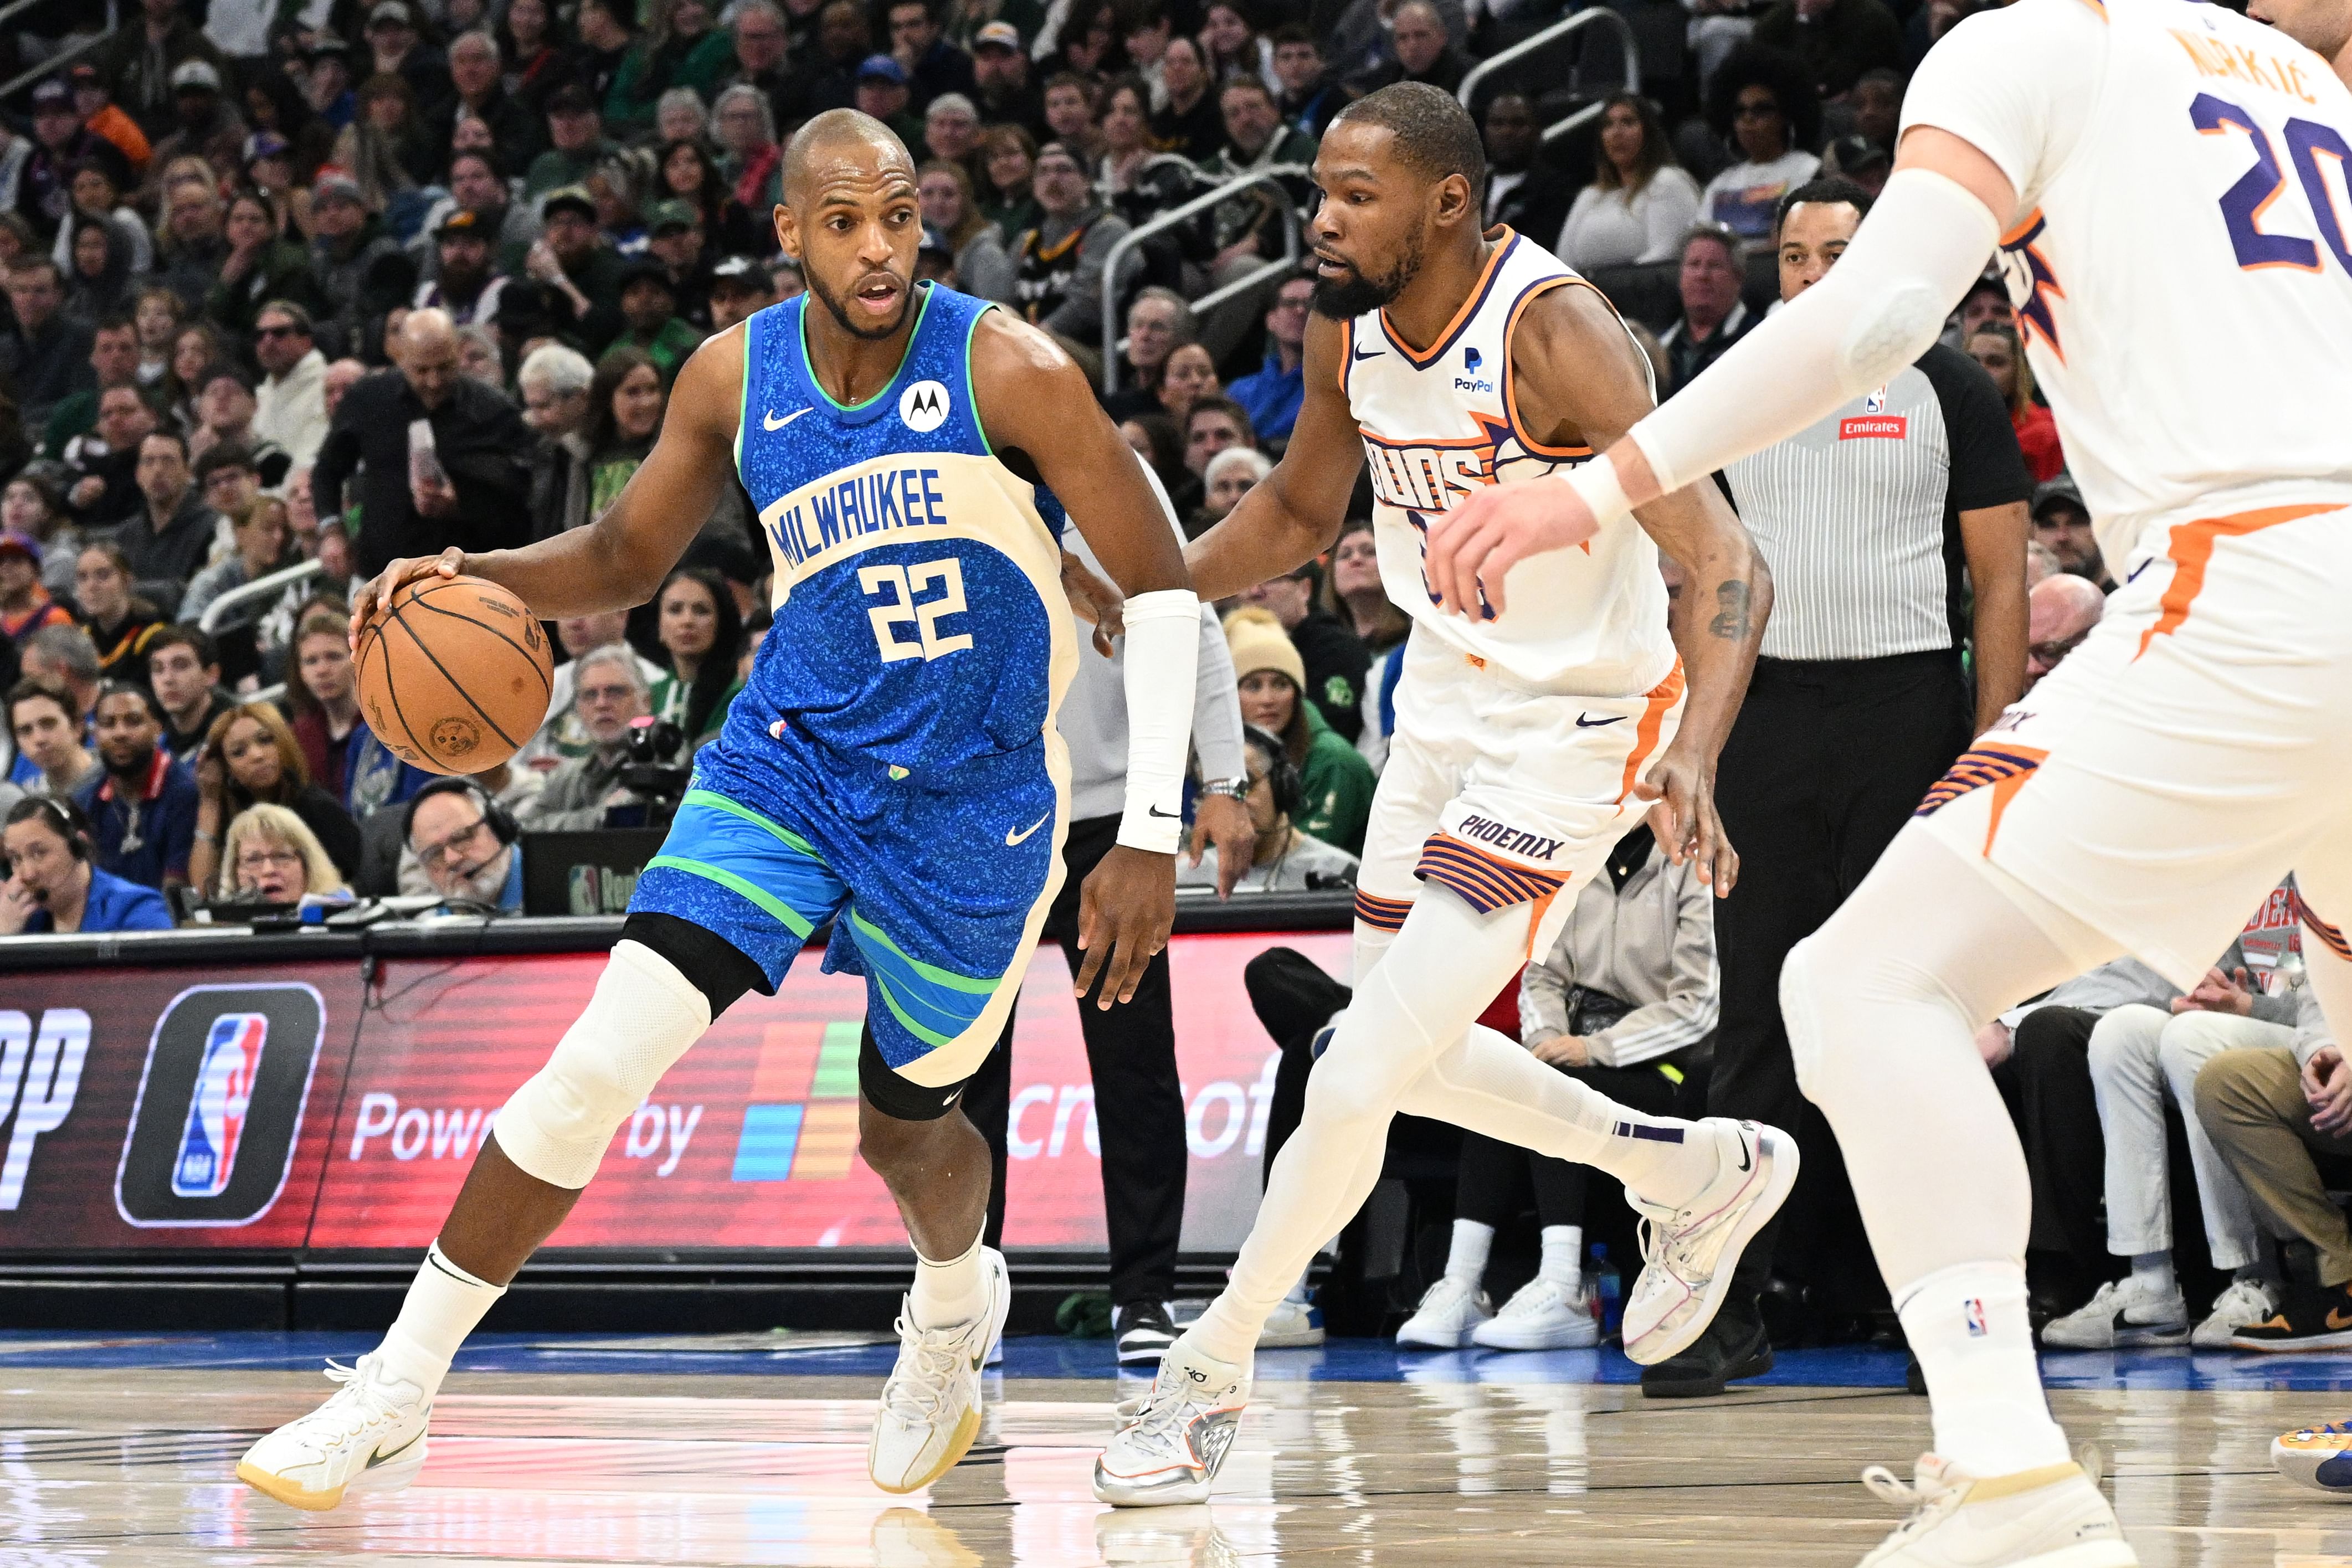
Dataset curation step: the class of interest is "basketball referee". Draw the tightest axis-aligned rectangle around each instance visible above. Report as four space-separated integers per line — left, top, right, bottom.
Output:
1642 176 2032 1398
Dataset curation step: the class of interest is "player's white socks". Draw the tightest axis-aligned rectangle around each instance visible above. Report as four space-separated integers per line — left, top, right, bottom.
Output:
1539 1225 1583 1292
1900 1263 2069 1474
374 1242 506 1404
1445 1219 1495 1286
2130 1251 2176 1298
909 1232 988 1330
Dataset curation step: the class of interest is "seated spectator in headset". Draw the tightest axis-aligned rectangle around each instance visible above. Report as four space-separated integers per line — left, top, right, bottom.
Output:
0 795 174 934
1178 724 1359 894
216 803 350 906
1223 608 1375 855
1395 818 1718 1351
522 645 653 831
403 779 525 911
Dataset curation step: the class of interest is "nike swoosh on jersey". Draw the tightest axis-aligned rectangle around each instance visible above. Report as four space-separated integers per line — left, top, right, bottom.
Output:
1352 345 1381 361
1005 812 1050 846
1575 713 1626 727
763 407 812 430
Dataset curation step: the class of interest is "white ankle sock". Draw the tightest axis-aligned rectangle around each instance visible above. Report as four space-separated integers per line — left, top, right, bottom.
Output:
376 1242 505 1402
1445 1219 1495 1286
1539 1226 1582 1292
2129 1252 2175 1298
1899 1262 2069 1475
909 1232 988 1330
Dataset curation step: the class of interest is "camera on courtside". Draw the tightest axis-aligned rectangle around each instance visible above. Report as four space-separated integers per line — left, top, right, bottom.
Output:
609 715 691 827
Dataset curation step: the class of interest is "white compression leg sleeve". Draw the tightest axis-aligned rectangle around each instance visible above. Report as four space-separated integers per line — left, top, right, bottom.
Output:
492 939 715 1189
1781 822 2115 1474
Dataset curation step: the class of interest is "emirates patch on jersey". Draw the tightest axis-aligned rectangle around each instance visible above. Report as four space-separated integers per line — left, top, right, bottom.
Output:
1839 415 1908 440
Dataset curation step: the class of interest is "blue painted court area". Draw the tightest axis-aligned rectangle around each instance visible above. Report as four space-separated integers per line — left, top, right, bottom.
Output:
1 1329 2349 1392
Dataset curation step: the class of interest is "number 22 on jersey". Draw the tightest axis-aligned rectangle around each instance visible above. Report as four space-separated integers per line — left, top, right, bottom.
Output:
2192 91 2352 276
860 556 973 663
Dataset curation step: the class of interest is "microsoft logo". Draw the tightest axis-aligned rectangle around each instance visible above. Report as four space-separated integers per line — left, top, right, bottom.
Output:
730 1021 861 1182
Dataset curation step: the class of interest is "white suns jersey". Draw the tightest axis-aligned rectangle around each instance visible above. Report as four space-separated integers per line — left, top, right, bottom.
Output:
1344 230 1675 695
1908 0 2352 568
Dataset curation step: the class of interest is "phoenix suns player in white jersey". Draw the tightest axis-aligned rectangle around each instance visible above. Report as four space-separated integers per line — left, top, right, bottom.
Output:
1434 0 2352 1561
1094 81 1799 1507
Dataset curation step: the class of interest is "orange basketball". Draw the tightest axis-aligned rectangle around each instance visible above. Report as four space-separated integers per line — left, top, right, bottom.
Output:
354 575 554 775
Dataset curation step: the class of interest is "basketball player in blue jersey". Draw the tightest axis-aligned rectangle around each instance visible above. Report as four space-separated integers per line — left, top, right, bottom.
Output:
238 110 1203 1509
1098 83 1797 1507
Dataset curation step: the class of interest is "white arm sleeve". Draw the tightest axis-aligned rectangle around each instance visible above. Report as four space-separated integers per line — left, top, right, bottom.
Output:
1117 589 1202 852
1607 168 2001 499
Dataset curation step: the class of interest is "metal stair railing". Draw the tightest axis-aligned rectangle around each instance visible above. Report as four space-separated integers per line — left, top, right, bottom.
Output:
1098 162 1309 394
197 559 326 635
1457 7 1640 147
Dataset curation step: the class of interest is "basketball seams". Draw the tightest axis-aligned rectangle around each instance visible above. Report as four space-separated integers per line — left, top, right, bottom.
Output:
384 601 528 752
354 608 437 769
403 581 554 700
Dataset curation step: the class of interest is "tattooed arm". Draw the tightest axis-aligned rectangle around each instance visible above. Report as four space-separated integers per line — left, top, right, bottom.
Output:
1470 284 1770 892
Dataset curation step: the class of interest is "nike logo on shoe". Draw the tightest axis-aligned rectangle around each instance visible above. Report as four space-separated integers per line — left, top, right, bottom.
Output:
1735 1134 1753 1173
368 1428 426 1467
764 407 812 430
1005 812 1050 845
1575 713 1625 727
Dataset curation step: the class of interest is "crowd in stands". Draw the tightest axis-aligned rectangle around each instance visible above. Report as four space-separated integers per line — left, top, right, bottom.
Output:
4 0 2342 1369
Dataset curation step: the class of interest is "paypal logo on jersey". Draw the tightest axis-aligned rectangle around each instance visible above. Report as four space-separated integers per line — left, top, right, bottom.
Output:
760 464 953 570
1454 344 1494 394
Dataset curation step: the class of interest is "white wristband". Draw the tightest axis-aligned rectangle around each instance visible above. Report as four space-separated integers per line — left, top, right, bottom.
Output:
1115 588 1201 854
1559 454 1635 533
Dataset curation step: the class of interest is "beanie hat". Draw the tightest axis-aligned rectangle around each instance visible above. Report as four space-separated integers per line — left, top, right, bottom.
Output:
1222 606 1305 690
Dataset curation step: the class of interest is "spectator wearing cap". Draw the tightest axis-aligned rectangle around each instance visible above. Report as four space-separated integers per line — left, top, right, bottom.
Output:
707 255 776 332
1 258 97 435
1225 273 1312 446
854 55 926 147
413 208 511 327
253 301 330 469
1753 0 1904 100
39 315 140 462
0 535 71 649
302 36 359 130
526 187 628 351
970 21 1046 141
1223 607 1374 855
313 308 537 579
147 59 250 189
308 168 416 350
364 1 450 117
68 65 152 178
527 84 618 200
116 431 217 616
2031 473 2109 591
430 30 547 174
645 199 718 327
19 81 129 238
1821 132 1893 197
74 681 199 893
96 0 232 142
887 0 977 111
606 258 705 384
59 385 157 531
206 188 326 341
1011 141 1142 377
191 370 290 489
1948 271 2014 344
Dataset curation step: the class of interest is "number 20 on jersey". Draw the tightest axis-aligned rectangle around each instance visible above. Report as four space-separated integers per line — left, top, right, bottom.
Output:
2192 91 2352 276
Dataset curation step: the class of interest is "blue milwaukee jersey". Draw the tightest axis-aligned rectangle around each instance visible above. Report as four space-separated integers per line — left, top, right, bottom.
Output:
727 283 1075 790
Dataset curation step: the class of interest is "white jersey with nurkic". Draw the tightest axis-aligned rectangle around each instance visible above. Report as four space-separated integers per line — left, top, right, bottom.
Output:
1343 228 1677 696
1905 0 2352 568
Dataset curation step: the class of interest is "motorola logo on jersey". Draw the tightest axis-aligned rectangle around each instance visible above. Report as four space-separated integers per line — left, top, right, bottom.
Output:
900 379 951 433
115 984 326 1228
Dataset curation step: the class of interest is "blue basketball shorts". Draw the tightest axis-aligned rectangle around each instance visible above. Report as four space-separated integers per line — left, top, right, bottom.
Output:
627 725 1067 1111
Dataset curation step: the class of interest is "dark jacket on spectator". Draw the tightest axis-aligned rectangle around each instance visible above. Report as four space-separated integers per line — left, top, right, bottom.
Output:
116 491 219 616
427 89 548 174
905 39 978 112
312 369 538 579
155 233 231 313
0 313 96 432
1151 94 1226 164
58 434 146 529
146 102 252 194
1346 44 1468 99
1487 164 1578 258
312 218 417 348
16 132 131 235
1288 606 1370 743
1753 0 1907 100
96 17 230 139
206 240 331 340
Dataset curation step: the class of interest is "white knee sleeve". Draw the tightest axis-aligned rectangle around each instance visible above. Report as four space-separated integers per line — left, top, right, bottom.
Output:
494 939 714 1189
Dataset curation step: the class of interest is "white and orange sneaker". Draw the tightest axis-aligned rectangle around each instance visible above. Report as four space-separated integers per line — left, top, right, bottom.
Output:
235 1354 432 1512
1856 1453 2137 1568
1092 1338 1251 1506
1620 1117 1798 1365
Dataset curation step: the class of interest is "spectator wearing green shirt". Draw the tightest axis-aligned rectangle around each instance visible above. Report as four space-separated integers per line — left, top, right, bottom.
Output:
603 260 705 386
525 85 618 200
1223 607 1374 856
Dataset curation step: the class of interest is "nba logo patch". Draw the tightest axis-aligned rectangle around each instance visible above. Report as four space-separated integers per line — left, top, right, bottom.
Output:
173 1014 263 1198
1963 1298 1989 1338
1864 385 1887 414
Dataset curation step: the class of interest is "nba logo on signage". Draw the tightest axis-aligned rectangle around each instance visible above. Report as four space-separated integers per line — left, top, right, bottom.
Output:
116 985 326 1228
172 1014 264 1199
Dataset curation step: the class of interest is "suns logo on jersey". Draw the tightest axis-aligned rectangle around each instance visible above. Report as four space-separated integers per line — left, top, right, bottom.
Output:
1998 210 2067 359
1359 412 1525 513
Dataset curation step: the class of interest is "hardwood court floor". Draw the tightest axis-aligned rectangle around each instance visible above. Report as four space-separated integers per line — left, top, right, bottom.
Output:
4 1338 2351 1565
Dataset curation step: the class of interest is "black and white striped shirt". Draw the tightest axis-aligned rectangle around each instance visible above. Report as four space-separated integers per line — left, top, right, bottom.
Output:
1725 344 2031 662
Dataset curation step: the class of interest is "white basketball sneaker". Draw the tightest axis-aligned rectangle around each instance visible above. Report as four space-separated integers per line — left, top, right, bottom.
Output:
2040 1279 2190 1350
1856 1453 2137 1568
1092 1338 1251 1506
2190 1278 2278 1349
235 1354 432 1512
1620 1118 1799 1366
1395 1274 1493 1349
1471 1276 1600 1351
869 1247 1011 1494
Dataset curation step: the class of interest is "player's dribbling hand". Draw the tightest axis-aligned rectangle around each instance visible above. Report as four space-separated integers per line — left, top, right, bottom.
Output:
1422 480 1600 620
1632 743 1737 894
350 546 468 649
1074 844 1175 1009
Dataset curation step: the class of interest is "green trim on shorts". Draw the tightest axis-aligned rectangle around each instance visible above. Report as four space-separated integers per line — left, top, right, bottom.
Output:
645 855 816 938
849 908 1000 993
682 789 821 860
872 970 957 1049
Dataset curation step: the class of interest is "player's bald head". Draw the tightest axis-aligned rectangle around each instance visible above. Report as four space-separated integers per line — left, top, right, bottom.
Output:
783 109 917 209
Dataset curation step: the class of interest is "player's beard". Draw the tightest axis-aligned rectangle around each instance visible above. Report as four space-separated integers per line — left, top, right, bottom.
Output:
807 268 914 341
1311 230 1425 321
